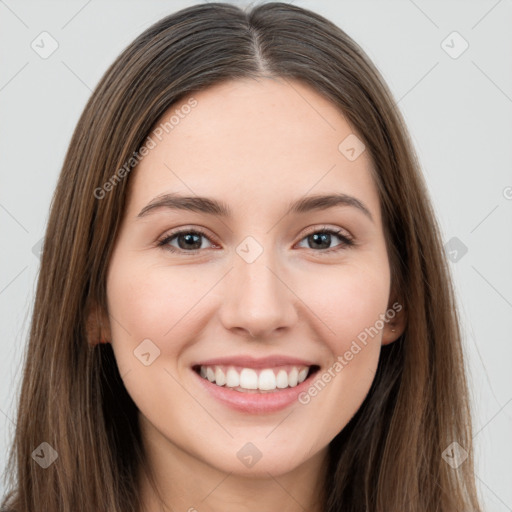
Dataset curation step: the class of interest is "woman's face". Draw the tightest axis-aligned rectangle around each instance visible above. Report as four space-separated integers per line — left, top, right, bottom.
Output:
105 77 399 477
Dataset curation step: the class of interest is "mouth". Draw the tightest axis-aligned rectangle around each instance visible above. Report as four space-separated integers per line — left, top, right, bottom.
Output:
192 364 321 394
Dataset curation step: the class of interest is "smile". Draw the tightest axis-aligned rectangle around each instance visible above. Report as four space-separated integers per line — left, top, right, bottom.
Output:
191 355 321 413
194 364 319 393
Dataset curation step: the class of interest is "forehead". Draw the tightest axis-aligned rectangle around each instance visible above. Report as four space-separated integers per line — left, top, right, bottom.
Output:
126 77 380 222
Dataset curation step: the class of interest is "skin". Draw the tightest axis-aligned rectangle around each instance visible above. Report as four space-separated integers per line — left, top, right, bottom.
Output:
97 77 405 512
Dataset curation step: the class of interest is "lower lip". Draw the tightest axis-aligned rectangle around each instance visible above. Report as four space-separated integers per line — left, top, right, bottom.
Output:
192 369 316 414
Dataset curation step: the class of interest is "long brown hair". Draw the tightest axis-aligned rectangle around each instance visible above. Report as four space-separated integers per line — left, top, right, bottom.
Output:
1 2 482 511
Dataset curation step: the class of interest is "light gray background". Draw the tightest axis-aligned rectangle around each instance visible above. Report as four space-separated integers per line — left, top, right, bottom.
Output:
1 0 511 509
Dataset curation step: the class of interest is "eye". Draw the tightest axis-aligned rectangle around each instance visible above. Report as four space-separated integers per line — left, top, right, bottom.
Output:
157 226 355 255
296 226 354 253
157 228 216 253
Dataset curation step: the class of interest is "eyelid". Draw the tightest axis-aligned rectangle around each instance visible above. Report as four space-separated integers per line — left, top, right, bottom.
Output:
299 224 354 241
156 224 355 254
156 225 218 249
294 225 355 254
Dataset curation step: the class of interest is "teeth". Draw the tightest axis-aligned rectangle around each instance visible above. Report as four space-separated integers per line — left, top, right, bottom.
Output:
240 368 258 389
225 367 240 388
197 364 312 392
288 367 298 387
258 369 276 391
276 369 288 389
215 367 226 386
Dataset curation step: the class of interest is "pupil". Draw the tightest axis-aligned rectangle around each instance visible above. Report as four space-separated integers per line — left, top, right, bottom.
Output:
179 233 201 250
311 233 330 249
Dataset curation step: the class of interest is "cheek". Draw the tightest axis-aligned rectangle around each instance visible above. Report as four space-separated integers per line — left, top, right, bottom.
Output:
107 250 390 362
105 259 207 420
301 260 391 352
105 256 208 368
104 245 392 472
293 263 389 438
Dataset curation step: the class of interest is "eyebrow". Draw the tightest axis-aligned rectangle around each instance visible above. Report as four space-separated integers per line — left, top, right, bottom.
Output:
137 192 374 222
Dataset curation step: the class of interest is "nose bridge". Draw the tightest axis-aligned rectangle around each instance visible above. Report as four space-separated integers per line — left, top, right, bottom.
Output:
219 236 297 337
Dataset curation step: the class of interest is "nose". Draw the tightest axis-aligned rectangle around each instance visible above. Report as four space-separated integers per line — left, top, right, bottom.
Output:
218 248 298 340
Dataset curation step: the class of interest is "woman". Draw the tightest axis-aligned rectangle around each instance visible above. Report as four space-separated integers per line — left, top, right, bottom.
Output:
1 2 482 511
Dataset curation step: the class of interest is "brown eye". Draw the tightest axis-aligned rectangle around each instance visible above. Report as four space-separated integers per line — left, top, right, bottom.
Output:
297 228 354 253
158 229 214 253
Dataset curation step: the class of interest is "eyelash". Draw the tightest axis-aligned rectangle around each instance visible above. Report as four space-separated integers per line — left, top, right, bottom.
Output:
156 226 355 256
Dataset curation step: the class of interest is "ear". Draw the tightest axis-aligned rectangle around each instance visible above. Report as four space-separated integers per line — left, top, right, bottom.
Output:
381 297 407 346
85 299 112 346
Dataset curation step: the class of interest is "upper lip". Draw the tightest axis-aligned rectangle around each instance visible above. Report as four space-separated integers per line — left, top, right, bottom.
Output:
192 355 318 369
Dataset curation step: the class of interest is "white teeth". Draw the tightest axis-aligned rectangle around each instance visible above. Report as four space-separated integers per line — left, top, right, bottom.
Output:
215 367 226 386
225 367 240 388
258 369 277 391
297 368 308 383
288 367 298 387
197 364 312 392
239 368 258 389
276 369 288 389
